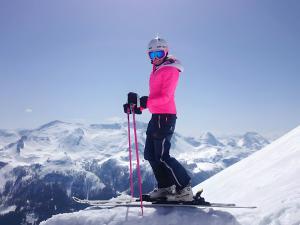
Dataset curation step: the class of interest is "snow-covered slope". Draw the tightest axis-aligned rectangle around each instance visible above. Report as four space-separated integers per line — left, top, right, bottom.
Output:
194 125 300 225
40 206 239 225
0 120 270 225
39 126 299 225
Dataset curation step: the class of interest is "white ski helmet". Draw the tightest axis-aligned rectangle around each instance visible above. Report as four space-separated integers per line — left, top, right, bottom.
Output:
148 35 169 53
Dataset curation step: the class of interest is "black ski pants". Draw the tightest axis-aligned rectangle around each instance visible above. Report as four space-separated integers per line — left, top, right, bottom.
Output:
144 114 191 190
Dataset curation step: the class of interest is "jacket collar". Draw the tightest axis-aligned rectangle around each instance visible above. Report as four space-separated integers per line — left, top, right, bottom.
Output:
153 55 184 73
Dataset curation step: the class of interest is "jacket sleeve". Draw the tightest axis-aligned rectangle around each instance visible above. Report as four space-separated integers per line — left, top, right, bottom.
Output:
147 67 179 107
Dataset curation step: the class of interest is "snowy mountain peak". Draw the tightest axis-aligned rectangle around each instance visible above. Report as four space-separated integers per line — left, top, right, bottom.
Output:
89 123 122 130
37 120 71 131
199 132 223 146
238 131 270 150
0 130 19 149
0 129 16 137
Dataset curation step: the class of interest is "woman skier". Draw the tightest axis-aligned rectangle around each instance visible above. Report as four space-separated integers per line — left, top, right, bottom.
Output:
124 36 193 201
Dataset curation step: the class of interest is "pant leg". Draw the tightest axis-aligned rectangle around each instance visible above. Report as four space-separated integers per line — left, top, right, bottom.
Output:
144 114 191 189
144 134 174 188
153 134 191 189
149 161 175 188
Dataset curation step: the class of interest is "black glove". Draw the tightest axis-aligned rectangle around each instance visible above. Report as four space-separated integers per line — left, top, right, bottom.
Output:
127 92 140 106
140 96 148 108
123 103 142 114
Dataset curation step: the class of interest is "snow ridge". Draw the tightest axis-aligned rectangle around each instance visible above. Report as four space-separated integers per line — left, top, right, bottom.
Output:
194 125 300 225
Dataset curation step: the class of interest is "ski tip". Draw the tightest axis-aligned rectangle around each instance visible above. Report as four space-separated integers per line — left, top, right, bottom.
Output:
72 196 81 203
73 196 86 203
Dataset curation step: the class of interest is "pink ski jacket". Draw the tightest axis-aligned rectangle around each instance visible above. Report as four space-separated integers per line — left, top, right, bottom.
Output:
145 56 184 114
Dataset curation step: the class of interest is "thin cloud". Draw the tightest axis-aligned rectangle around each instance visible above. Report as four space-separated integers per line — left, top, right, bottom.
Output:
25 108 33 113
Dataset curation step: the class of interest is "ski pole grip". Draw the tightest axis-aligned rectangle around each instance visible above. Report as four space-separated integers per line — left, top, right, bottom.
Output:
127 92 140 107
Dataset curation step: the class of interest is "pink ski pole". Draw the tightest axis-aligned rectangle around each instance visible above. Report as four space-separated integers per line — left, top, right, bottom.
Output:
127 106 134 198
131 104 144 216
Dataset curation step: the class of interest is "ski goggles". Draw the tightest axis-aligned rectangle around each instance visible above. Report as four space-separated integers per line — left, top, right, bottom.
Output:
148 50 166 60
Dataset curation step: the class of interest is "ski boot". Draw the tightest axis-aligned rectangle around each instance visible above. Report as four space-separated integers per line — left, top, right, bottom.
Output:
143 185 176 201
166 184 194 202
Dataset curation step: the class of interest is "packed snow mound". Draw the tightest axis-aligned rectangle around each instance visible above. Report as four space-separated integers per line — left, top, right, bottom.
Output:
40 206 240 225
194 125 300 225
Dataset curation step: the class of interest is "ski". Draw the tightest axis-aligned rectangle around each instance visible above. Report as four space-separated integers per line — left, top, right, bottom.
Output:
72 189 206 205
76 201 256 209
72 197 256 209
73 189 256 209
72 196 135 204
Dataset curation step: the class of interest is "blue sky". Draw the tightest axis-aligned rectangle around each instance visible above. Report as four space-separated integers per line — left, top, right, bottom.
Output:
0 0 299 138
